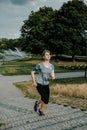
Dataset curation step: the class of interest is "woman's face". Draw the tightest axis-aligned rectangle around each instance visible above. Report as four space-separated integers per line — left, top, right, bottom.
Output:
43 52 51 61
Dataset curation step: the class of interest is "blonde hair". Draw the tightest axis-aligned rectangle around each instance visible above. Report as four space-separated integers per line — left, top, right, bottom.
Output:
42 50 50 57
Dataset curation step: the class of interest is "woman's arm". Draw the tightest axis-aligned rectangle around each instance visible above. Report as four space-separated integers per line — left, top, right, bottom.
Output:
50 70 55 80
31 71 37 86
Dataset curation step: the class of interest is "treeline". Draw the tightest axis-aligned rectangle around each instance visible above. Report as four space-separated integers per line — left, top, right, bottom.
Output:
0 0 87 61
0 38 20 51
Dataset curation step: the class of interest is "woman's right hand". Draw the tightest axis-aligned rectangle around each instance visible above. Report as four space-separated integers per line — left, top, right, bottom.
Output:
33 81 37 87
50 71 55 80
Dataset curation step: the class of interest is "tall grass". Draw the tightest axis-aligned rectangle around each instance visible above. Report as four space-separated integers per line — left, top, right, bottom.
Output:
14 77 87 110
50 84 87 99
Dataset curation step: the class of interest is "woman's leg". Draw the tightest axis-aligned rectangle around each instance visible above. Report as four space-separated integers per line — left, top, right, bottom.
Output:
37 84 50 112
38 100 47 111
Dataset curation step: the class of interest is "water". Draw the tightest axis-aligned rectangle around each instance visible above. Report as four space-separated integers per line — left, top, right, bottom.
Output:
0 48 32 62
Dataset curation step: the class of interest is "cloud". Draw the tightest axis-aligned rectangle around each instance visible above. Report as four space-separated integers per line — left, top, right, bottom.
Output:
0 0 30 5
0 0 4 3
0 0 47 5
10 0 29 5
0 0 9 4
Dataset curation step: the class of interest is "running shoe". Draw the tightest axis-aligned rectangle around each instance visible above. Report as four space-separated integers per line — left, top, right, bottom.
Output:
38 109 45 116
34 101 39 112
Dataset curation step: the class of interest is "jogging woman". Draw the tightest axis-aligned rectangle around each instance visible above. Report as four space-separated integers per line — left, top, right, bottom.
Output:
31 50 55 116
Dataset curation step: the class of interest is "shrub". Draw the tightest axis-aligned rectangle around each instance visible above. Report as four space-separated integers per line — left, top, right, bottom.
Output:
63 64 87 70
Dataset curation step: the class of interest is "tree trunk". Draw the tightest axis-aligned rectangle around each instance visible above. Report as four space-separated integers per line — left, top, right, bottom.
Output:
72 54 75 62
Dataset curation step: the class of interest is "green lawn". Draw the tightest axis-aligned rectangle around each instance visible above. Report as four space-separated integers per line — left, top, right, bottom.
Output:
50 77 87 85
0 58 86 75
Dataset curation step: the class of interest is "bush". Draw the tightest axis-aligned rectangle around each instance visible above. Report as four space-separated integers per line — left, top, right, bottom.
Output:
63 64 87 70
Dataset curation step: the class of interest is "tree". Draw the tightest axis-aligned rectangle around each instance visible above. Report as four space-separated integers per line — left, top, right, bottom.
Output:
57 0 87 61
20 0 87 59
0 38 9 50
21 6 55 54
0 38 21 51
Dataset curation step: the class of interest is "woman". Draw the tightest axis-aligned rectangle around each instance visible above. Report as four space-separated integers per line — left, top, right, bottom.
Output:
31 50 55 116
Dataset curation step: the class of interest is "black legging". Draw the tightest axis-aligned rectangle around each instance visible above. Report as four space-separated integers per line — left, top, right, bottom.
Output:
36 83 50 104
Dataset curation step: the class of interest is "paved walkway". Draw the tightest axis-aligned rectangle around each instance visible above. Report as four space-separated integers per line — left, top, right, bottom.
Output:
0 72 87 130
0 75 31 100
0 72 85 100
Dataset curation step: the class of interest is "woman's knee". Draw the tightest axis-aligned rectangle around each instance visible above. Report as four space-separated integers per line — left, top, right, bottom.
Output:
42 97 49 104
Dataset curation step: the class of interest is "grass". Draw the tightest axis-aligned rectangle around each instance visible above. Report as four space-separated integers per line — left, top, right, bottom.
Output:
14 77 87 110
0 64 35 75
0 59 86 75
0 60 40 75
51 77 87 84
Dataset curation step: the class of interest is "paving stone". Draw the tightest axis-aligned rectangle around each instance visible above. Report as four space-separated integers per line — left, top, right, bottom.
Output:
0 97 87 130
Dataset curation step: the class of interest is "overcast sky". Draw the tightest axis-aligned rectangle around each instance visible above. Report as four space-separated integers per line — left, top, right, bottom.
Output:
0 0 75 39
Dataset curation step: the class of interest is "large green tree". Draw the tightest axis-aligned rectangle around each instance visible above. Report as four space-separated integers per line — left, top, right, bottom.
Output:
57 0 87 61
21 6 55 54
20 0 87 60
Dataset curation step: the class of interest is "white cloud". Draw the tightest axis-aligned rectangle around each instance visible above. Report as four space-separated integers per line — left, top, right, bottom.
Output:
31 1 36 6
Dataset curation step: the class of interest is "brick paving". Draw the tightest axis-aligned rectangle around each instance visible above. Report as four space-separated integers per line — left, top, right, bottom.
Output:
0 74 87 130
0 97 87 130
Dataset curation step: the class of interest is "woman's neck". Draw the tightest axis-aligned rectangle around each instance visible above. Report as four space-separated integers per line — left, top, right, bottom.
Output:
43 61 50 67
44 60 50 63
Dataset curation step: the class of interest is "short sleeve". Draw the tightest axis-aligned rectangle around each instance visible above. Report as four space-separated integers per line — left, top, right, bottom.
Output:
32 64 40 72
51 64 54 71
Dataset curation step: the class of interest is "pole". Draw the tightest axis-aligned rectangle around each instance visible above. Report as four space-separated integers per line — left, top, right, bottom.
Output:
85 38 87 78
85 31 87 78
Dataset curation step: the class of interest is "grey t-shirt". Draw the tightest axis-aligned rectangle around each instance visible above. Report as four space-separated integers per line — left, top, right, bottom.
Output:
33 63 54 85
